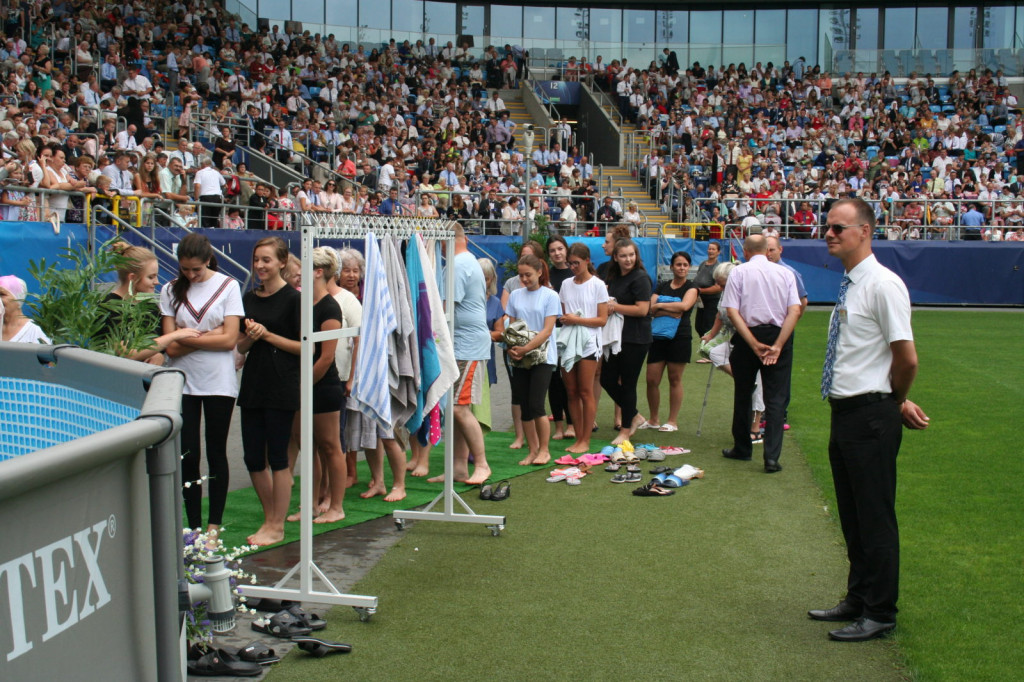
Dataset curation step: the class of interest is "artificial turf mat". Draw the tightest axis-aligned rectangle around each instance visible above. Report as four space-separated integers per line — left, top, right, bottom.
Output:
253 310 1021 681
197 429 619 553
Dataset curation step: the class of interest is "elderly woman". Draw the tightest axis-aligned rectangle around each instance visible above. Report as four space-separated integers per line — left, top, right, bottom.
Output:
0 275 50 343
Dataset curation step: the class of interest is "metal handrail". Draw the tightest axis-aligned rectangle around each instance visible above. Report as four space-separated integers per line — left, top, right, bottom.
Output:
581 74 623 129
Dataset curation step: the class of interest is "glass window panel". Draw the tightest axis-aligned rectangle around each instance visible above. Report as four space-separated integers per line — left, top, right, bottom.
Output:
786 9 818 65
292 2 323 25
590 9 621 44
855 9 878 51
424 1 456 36
623 10 654 43
883 8 915 51
461 5 484 37
325 0 358 28
952 8 977 49
723 10 753 45
259 0 290 21
490 6 522 38
524 7 555 40
659 11 687 46
1018 9 1024 49
756 10 785 48
392 0 424 33
556 8 584 42
983 6 1015 48
916 8 947 50
690 11 721 47
358 0 389 30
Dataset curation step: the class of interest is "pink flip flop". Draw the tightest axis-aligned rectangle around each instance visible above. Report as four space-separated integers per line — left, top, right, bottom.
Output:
577 454 606 466
554 455 580 466
660 447 691 455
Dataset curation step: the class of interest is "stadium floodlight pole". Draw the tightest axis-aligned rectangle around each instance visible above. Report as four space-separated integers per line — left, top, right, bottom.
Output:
522 124 536 245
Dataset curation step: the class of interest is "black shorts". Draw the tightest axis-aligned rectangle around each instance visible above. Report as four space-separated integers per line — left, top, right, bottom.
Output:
313 379 344 414
647 336 692 365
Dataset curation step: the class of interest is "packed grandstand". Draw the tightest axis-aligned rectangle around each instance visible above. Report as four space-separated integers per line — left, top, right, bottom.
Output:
1 0 1023 240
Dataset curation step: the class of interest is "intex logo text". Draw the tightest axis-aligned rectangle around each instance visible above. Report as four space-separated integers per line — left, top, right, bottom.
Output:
0 518 113 661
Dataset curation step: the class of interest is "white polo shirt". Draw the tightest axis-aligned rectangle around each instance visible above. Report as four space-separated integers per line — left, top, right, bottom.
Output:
828 254 914 399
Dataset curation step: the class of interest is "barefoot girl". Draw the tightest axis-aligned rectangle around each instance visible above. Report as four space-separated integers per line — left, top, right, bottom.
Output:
600 239 652 446
558 243 608 454
236 237 301 546
506 252 561 466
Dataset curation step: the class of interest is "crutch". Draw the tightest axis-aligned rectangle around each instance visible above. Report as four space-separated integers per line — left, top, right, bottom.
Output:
696 361 715 436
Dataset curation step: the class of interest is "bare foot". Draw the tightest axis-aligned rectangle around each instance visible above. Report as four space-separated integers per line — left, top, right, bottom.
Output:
551 431 565 441
610 429 631 446
564 428 576 439
509 439 525 450
383 486 406 502
345 476 357 489
405 460 417 472
518 451 538 465
286 510 302 522
565 442 590 454
316 498 331 515
532 452 551 466
247 529 284 547
427 473 468 484
360 482 386 499
410 464 430 477
464 466 492 485
313 510 345 524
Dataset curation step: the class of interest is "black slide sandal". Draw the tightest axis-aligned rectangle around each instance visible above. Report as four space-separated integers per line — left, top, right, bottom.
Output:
292 636 353 657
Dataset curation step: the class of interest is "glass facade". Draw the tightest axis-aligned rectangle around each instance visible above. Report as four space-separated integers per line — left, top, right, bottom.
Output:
247 3 1024 75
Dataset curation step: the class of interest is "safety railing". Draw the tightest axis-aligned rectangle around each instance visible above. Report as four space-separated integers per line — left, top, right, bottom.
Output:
581 74 623 129
85 193 142 227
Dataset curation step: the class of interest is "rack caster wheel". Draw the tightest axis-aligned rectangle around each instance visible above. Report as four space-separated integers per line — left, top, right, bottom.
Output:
486 524 504 537
354 606 376 622
395 519 407 531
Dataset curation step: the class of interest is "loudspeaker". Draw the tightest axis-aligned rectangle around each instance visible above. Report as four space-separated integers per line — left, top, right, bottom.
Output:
458 35 475 48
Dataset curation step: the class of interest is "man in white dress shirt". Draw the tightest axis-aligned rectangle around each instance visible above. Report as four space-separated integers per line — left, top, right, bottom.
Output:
811 197 929 642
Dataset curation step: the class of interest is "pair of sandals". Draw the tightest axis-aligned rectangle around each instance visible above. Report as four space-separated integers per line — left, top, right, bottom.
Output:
251 605 327 638
632 481 676 496
610 470 642 484
651 472 689 488
547 466 589 485
479 480 511 501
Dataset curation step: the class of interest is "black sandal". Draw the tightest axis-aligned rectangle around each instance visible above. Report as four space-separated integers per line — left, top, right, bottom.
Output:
490 480 511 501
479 481 494 500
251 610 312 638
187 649 262 677
292 635 353 657
225 641 280 665
286 604 327 631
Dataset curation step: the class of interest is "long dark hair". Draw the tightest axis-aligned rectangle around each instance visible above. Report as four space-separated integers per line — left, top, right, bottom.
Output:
606 238 646 282
170 233 218 311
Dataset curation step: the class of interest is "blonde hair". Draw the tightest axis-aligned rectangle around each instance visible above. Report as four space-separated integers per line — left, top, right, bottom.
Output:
713 261 736 284
312 246 338 280
109 241 157 283
477 257 497 297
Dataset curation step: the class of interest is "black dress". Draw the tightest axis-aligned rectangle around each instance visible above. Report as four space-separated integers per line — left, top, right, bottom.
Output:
311 294 344 414
648 279 695 364
238 285 301 411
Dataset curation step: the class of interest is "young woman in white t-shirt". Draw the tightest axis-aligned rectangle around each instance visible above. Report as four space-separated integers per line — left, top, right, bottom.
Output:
160 233 244 537
557 242 609 454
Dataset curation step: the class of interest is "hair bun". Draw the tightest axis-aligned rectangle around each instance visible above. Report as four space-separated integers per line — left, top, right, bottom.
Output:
109 241 131 255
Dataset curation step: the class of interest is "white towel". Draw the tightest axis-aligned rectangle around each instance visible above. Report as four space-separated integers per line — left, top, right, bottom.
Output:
352 232 398 430
556 309 590 372
601 312 624 359
382 235 418 427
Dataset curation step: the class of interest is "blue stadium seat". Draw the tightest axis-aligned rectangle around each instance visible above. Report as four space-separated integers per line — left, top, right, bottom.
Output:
865 145 880 160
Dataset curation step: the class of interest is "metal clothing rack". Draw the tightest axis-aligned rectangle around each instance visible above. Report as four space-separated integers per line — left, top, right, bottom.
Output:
245 214 505 622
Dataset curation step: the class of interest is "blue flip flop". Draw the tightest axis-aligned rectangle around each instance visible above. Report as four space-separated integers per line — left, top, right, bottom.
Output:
661 474 689 488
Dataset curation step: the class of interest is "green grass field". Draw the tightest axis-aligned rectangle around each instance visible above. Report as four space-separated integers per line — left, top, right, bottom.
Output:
262 310 1022 681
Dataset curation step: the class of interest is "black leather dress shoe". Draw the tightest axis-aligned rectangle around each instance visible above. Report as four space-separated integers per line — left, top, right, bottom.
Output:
828 617 896 642
722 448 752 461
764 460 782 473
808 601 861 622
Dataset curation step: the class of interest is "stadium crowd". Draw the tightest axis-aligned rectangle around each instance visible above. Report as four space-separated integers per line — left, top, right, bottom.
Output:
0 0 1022 239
